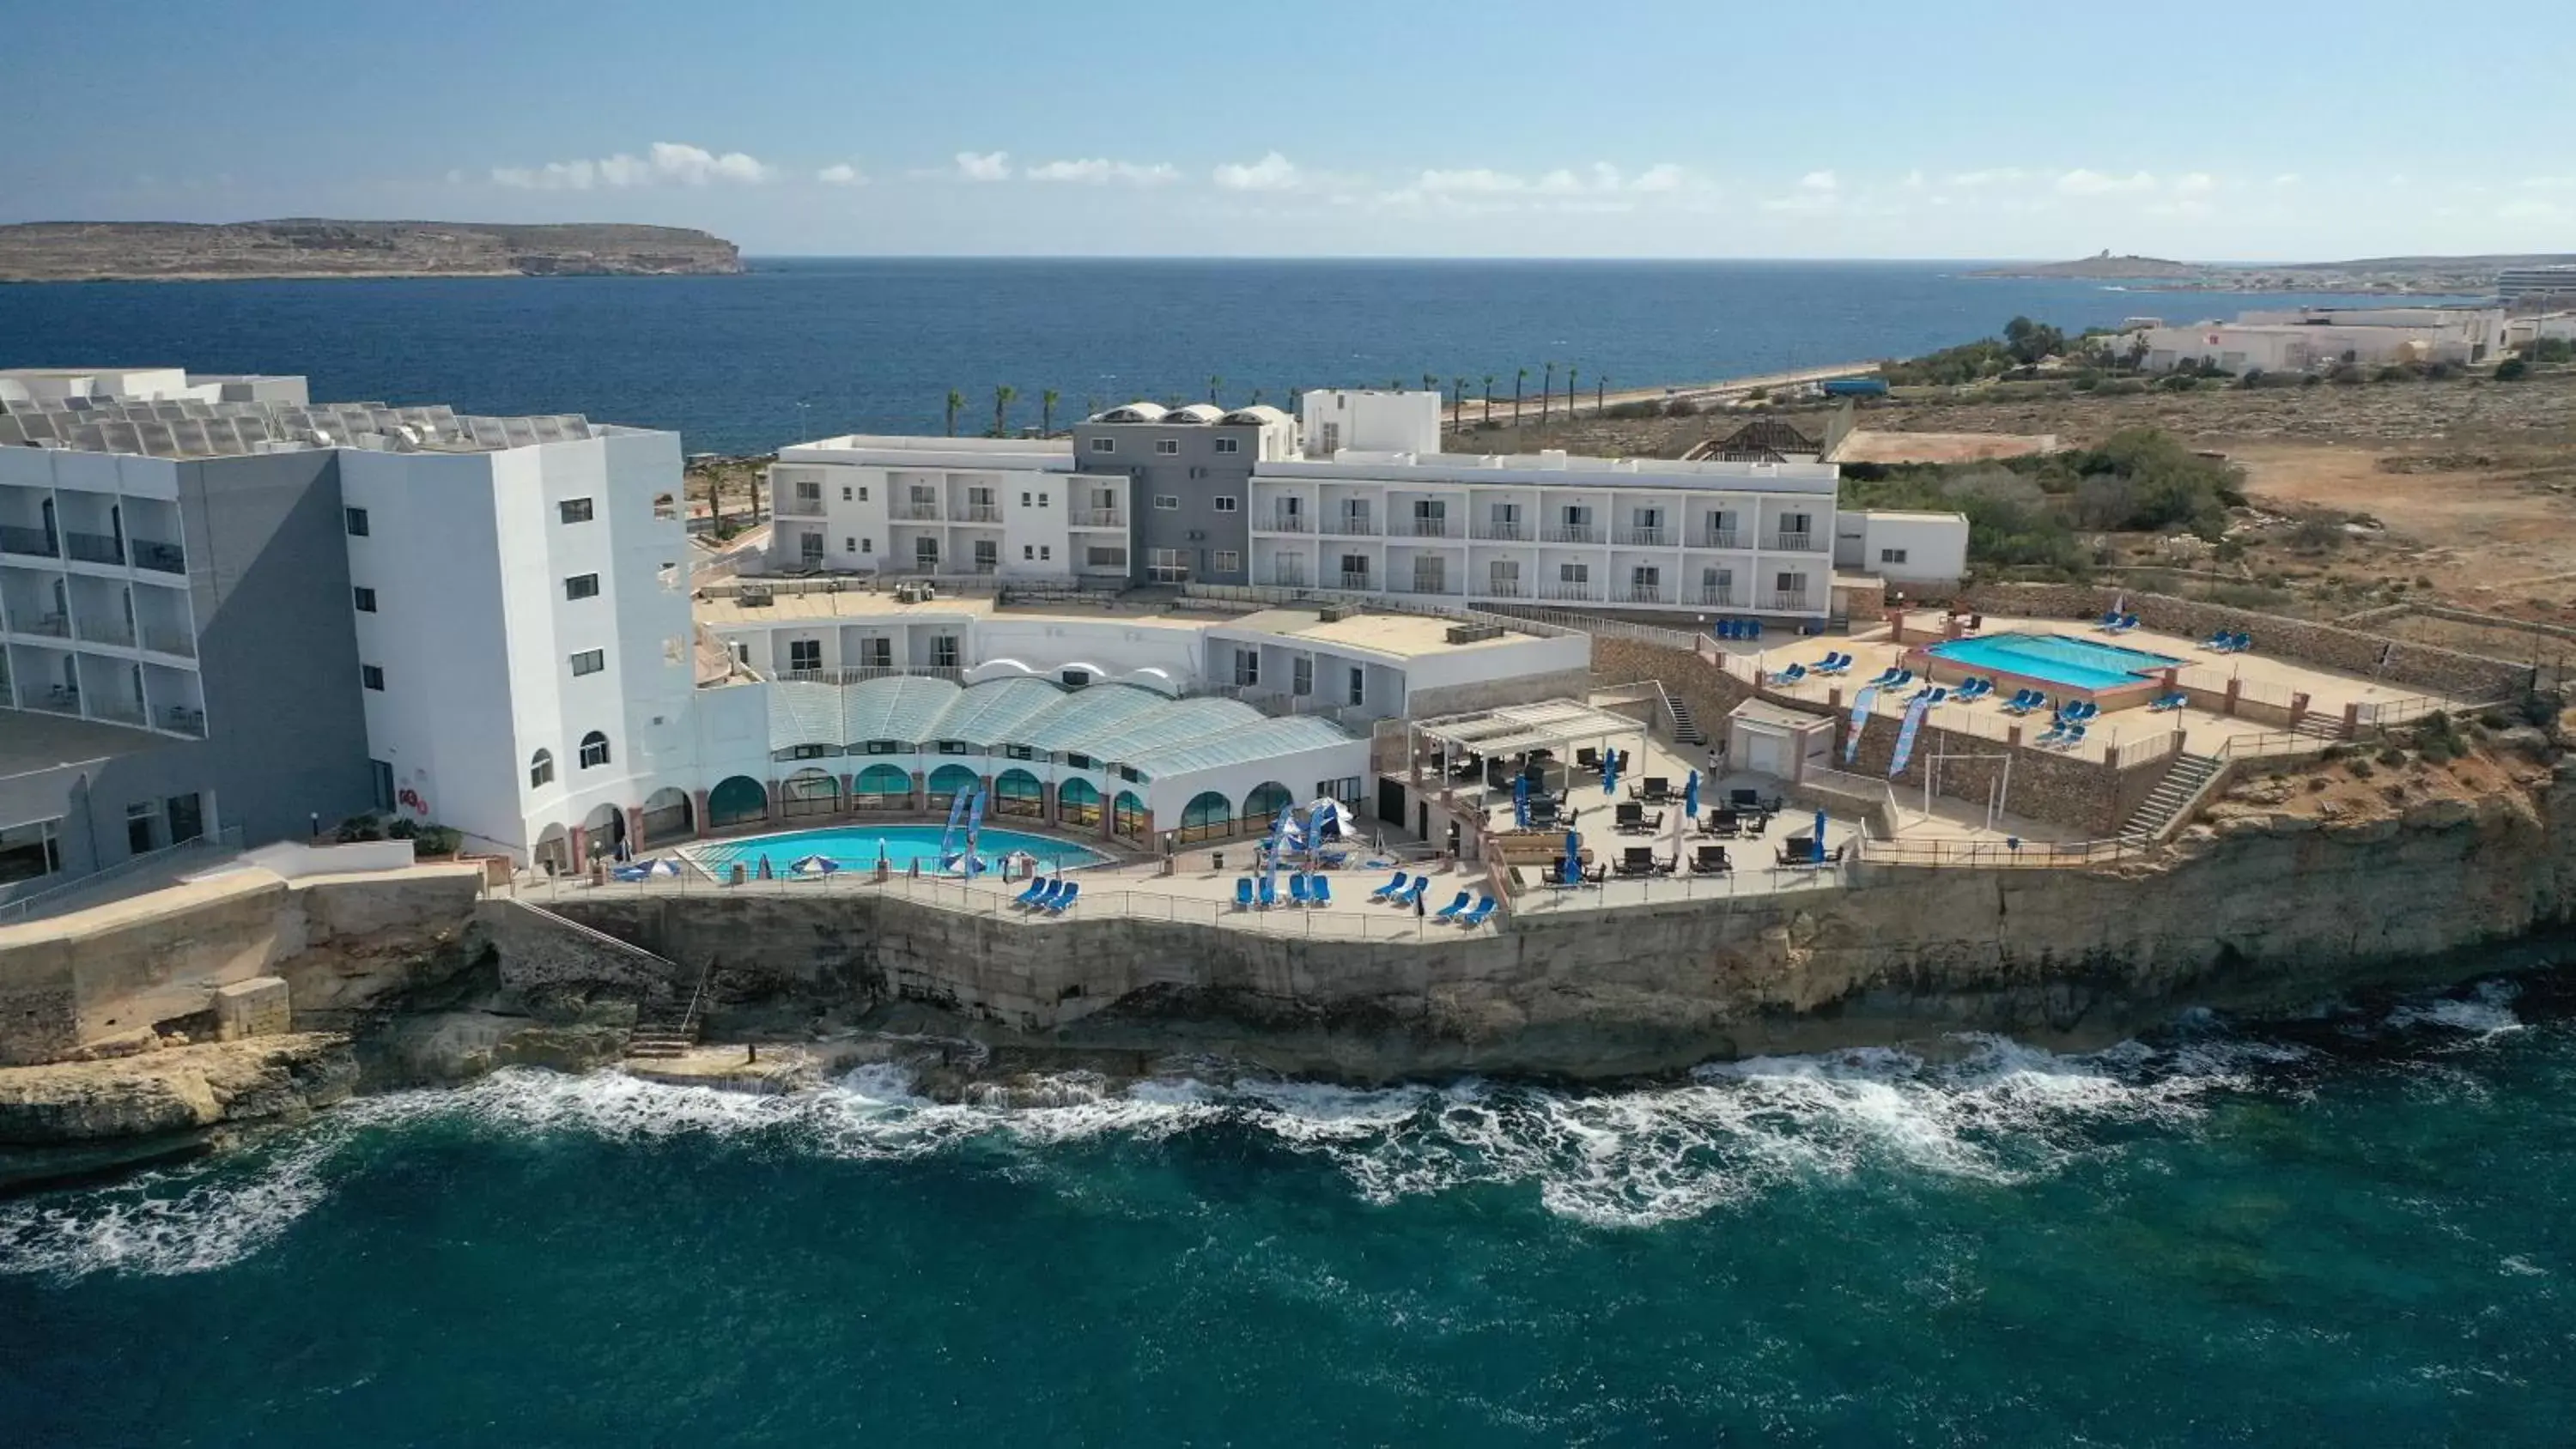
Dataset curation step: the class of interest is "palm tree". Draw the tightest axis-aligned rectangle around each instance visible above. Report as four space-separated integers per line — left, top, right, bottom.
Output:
1566 367 1579 420
1541 361 1556 425
992 384 1017 437
1041 388 1060 436
1208 375 1224 404
1513 367 1527 426
1482 374 1496 427
1389 378 1403 391
1251 387 1265 405
1451 376 1467 433
1422 373 1437 396
945 389 964 437
1596 375 1607 411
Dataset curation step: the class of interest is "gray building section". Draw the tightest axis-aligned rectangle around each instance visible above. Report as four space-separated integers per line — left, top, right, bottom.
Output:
1070 416 1258 587
1 450 376 905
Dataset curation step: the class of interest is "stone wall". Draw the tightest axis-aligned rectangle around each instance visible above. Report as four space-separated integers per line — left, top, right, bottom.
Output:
1961 582 2533 700
1590 637 1754 743
1833 707 2136 834
1409 667 1595 719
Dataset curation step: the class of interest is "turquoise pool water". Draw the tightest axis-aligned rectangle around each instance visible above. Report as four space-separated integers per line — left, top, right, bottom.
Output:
683 824 1113 876
1928 631 2183 692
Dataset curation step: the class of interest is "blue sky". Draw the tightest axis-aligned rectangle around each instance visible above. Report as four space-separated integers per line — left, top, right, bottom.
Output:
9 0 2573 259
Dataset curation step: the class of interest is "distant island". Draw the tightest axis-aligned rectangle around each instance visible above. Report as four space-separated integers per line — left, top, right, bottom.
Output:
0 220 743 282
1970 250 2575 295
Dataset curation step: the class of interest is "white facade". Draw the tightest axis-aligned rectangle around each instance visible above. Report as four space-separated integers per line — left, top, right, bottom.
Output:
341 427 696 858
1248 447 1842 620
1298 388 1442 456
1834 509 1971 586
2132 306 2506 373
760 436 1130 583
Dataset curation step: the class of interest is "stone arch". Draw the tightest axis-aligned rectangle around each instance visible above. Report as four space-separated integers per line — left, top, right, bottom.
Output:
1242 780 1294 829
533 822 571 874
708 774 768 828
640 787 692 843
580 801 627 858
926 763 981 807
1177 790 1232 844
852 763 912 809
781 767 841 819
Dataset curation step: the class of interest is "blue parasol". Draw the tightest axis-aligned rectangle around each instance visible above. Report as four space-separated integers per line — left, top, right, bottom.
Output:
1601 751 1619 797
1682 769 1700 820
789 854 841 877
1513 773 1530 829
756 853 773 880
1562 829 1583 884
1813 809 1828 864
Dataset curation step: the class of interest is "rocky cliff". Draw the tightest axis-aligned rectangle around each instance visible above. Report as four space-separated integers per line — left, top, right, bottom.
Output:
0 221 743 282
0 1034 356 1186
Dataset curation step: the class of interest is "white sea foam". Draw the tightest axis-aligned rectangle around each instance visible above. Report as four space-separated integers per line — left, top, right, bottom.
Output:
2386 980 2526 1041
0 1027 2336 1275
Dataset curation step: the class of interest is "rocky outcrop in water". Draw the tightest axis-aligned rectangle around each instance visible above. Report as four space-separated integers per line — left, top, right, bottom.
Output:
0 1034 357 1186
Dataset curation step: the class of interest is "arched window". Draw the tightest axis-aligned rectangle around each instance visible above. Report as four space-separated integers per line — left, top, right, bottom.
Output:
708 775 768 828
926 763 981 808
1242 780 1293 829
1058 776 1103 827
781 767 841 819
529 749 555 789
1177 790 1232 844
993 768 1044 817
1111 790 1147 838
578 731 611 768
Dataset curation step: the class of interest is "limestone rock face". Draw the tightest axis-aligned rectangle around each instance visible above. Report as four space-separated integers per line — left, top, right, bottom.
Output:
0 1034 355 1146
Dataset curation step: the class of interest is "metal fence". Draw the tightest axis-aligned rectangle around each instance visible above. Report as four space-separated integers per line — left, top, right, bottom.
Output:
0 825 246 923
1857 834 2142 869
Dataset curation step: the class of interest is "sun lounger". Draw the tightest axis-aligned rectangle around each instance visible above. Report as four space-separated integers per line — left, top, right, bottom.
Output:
2035 721 2067 747
1046 882 1079 914
2097 610 2123 630
1434 889 1472 920
1456 896 1498 928
2058 723 2088 750
1774 664 1807 684
1289 875 1312 906
1370 871 1408 900
1311 876 1334 906
1016 876 1052 906
2001 689 2043 715
1018 879 1061 910
1234 878 1254 910
1866 666 1901 688
2148 691 2187 712
1257 876 1278 909
1392 877 1429 908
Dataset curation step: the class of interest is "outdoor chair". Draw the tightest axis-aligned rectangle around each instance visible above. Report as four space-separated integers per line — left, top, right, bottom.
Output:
1047 882 1080 914
1234 878 1255 910
1456 897 1498 929
1257 877 1278 909
1289 875 1312 906
1311 876 1334 906
1435 889 1473 920
1706 809 1739 837
1616 846 1656 876
1691 845 1732 876
1576 747 1601 773
1370 871 1408 900
1631 776 1672 803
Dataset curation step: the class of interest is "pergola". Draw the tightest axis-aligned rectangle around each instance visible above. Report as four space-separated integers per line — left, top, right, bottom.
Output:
1406 698 1652 780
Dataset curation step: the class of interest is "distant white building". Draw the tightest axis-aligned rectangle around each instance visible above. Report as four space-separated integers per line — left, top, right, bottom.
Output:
761 434 1127 585
2123 305 2507 374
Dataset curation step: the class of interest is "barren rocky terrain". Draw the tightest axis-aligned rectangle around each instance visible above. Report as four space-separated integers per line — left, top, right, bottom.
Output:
0 220 743 282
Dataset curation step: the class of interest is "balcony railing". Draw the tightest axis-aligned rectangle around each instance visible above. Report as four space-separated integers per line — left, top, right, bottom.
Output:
1260 513 1310 533
776 491 826 518
1391 578 1455 597
1471 520 1529 542
775 665 965 685
1540 524 1599 544
1688 530 1742 550
88 697 147 727
953 505 1003 524
24 688 80 715
64 530 124 566
1692 588 1743 608
1400 518 1456 539
1760 591 1815 612
12 612 69 639
1613 527 1671 547
1338 571 1374 590
894 501 942 521
1613 585 1672 605
131 539 185 574
1261 570 1310 588
76 617 136 648
1322 518 1380 537
0 525 58 557
141 626 195 657
161 706 207 737
1539 581 1601 602
1765 531 1822 553
1481 579 1528 598
1071 509 1126 528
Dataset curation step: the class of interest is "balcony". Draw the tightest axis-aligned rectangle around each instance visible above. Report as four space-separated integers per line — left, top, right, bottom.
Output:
1540 524 1599 545
1613 527 1672 548
775 491 826 518
0 525 58 558
1613 585 1673 606
141 626 196 658
1338 571 1374 591
1259 512 1310 533
24 685 79 715
10 612 69 639
64 530 124 566
1481 579 1528 598
131 539 185 574
88 697 148 728
1262 569 1310 588
161 705 208 738
75 616 136 649
1692 588 1743 608
1471 520 1529 542
893 501 942 521
1539 581 1601 602
1688 530 1741 550
1760 592 1816 613
1765 531 1822 553
1321 517 1380 537
1071 509 1126 528
1400 518 1457 539
952 505 1003 524
1391 578 1456 597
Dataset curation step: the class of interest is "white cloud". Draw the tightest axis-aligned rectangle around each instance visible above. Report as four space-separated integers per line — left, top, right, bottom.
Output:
1419 167 1528 194
2173 172 2216 195
1213 151 1303 191
2057 167 2158 196
1947 167 2028 188
1900 169 1926 191
2271 173 2302 187
954 150 1012 182
2522 176 2576 191
2500 197 2572 221
490 141 772 191
1630 163 1687 193
1026 157 1180 185
1797 170 1838 192
1760 172 1843 213
816 162 866 186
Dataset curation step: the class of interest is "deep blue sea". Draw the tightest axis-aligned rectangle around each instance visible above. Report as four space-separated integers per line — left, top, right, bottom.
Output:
5 976 2576 1446
0 258 2444 454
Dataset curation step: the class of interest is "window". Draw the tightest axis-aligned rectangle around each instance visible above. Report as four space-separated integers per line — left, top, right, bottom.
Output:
578 731 611 768
1879 548 1910 565
1021 492 1032 507
1090 437 1116 453
1087 546 1127 568
1213 495 1237 512
1039 544 1051 561
1147 548 1188 584
788 640 821 671
1775 572 1807 597
1321 421 1341 452
559 498 594 524
570 649 606 676
1214 550 1240 573
914 537 940 568
1559 562 1589 583
845 537 858 554
932 635 960 668
860 637 892 667
973 539 999 571
857 486 869 502
1004 743 1036 761
1024 544 1036 561
361 664 385 691
0 819 61 886
564 573 600 601
790 743 829 761
529 749 555 788
352 586 377 613
1347 666 1365 706
1153 494 1180 511
1156 439 1180 455
1292 656 1313 696
1037 492 1050 506
861 537 875 554
865 740 902 755
1234 649 1259 687
1214 437 1240 454
343 506 370 537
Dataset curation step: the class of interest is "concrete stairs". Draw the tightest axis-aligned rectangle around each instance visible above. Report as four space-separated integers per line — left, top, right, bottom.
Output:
2121 751 2223 841
2290 711 2345 742
629 961 716 1059
1664 691 1710 748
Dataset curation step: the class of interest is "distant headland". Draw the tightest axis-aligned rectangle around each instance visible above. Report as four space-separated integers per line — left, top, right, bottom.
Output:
0 220 744 282
1970 249 2575 295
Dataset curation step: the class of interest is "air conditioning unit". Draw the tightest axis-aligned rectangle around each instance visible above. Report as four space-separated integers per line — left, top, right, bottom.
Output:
1187 530 1206 541
1318 606 1349 623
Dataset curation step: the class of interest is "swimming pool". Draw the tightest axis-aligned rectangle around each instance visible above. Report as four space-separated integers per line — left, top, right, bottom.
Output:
1925 632 2183 693
682 824 1115 876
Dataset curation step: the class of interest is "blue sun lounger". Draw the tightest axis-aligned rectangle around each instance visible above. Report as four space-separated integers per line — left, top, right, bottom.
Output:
1310 876 1334 906
1017 876 1053 906
1370 871 1408 900
2148 691 2188 712
1234 877 1255 910
1456 896 1498 929
1289 875 1312 906
1046 881 1079 913
2001 688 2044 715
1022 879 1063 910
1773 664 1807 684
1434 889 1472 920
1391 877 1429 908
1866 666 1903 688
1257 876 1278 909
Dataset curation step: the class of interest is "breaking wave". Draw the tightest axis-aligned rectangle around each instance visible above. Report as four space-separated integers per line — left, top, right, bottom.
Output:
1 979 2544 1277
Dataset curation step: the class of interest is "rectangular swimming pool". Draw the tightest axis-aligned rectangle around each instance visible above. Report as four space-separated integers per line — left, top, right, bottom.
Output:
1926 632 2183 693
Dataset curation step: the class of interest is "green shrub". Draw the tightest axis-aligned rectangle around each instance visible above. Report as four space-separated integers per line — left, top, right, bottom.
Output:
2494 357 2530 381
386 816 421 840
1662 397 1698 417
2347 757 2374 779
2157 373 2201 391
2376 746 2409 767
2329 363 2367 385
413 825 465 858
334 814 384 843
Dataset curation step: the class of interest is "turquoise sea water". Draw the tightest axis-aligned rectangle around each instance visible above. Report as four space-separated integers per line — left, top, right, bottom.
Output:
684 823 1113 876
1930 632 2185 692
5 971 2575 1446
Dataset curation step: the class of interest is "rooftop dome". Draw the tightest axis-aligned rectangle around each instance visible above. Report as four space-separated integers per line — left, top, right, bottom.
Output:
1218 405 1291 426
1163 403 1224 424
1093 401 1169 423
